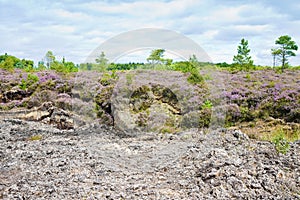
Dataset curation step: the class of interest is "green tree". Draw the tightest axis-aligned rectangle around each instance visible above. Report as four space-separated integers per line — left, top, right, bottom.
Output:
50 58 78 73
0 53 23 71
274 35 298 72
0 56 15 71
147 49 165 64
164 58 173 66
63 61 78 72
42 51 77 73
95 51 108 71
0 53 9 63
233 38 253 70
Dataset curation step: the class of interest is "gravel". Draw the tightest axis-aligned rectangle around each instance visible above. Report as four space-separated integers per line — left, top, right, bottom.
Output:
0 119 299 199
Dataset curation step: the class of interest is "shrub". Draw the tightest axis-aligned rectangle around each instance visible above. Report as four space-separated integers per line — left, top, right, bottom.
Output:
19 73 39 90
187 69 204 85
199 108 212 128
160 126 178 134
245 73 251 81
203 74 212 80
99 71 119 86
126 73 134 85
201 100 213 109
271 130 290 154
19 79 27 90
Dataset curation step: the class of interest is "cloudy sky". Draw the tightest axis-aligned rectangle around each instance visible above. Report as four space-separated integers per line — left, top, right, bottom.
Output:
1 0 300 66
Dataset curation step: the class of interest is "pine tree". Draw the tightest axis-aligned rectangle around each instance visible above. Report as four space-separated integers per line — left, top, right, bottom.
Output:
233 38 253 70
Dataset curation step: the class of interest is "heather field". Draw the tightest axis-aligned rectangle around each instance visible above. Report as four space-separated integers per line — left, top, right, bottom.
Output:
0 67 299 143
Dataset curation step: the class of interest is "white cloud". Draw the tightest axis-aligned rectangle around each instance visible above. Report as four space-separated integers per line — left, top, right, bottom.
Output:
53 9 92 21
83 0 201 18
203 5 246 24
0 0 299 66
49 25 76 33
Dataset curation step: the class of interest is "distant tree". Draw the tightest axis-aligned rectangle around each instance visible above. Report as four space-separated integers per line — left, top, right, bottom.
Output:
0 56 15 71
20 59 34 71
87 63 92 70
42 51 77 73
45 51 55 69
271 48 281 68
38 61 46 70
216 62 231 68
0 53 9 63
63 60 78 72
189 54 199 67
147 49 165 64
95 51 108 71
0 53 34 72
233 38 253 70
0 53 31 71
274 35 298 72
163 58 173 66
51 57 77 73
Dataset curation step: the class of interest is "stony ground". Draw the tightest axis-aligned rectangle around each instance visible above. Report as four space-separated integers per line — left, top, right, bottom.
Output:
0 119 299 199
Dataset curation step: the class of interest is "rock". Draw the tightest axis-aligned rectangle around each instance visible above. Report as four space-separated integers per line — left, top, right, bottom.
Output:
49 109 74 130
232 129 249 140
0 102 75 130
0 122 299 199
2 86 31 102
112 72 191 132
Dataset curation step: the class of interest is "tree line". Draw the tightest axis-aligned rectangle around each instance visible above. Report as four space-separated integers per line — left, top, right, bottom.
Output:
0 35 298 73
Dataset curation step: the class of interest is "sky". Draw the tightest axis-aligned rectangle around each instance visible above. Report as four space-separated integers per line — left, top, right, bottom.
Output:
1 0 300 66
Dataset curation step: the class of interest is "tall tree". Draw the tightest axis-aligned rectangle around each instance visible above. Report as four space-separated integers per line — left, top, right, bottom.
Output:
274 35 298 72
233 38 253 70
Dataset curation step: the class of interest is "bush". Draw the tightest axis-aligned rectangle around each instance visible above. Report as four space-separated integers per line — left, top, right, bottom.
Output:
291 66 300 70
199 108 212 128
19 73 39 90
99 71 118 86
187 69 204 85
272 130 290 154
201 100 213 109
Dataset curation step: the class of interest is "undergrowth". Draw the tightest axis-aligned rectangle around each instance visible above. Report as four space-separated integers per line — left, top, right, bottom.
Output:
263 127 299 154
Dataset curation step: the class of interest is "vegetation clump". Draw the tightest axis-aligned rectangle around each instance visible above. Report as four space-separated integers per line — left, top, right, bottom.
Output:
271 130 290 154
28 135 43 141
19 73 39 91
